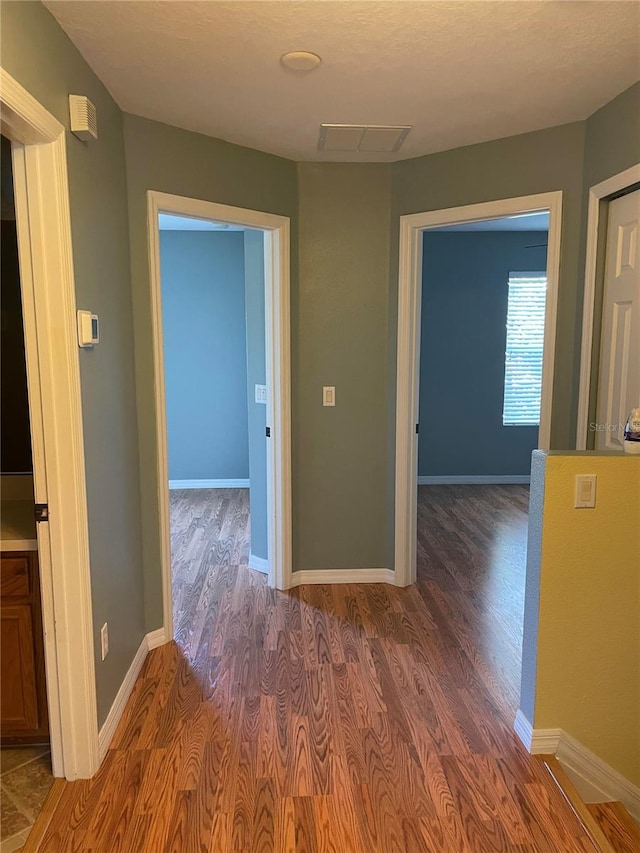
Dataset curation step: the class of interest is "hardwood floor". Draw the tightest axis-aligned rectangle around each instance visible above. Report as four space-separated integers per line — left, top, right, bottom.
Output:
36 485 598 851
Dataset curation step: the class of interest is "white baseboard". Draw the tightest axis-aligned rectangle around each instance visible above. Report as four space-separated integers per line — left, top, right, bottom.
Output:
97 628 170 761
146 627 169 649
248 553 269 574
557 731 640 822
290 568 395 586
418 474 531 485
168 479 249 489
529 726 563 755
513 709 534 750
514 714 640 823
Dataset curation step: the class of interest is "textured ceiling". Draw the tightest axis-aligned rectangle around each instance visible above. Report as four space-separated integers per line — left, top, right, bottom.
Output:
44 1 640 162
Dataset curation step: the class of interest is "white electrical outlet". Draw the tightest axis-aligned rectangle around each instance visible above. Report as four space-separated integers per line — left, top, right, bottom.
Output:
100 622 109 660
255 384 267 404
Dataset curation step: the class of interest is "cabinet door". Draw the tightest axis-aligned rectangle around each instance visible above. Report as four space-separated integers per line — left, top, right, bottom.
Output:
0 604 39 732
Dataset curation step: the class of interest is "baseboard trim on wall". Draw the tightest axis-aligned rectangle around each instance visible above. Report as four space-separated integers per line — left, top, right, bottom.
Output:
556 731 640 822
513 709 534 751
289 568 395 586
168 478 250 489
248 553 269 574
146 627 169 649
514 712 640 822
97 629 170 762
418 475 531 485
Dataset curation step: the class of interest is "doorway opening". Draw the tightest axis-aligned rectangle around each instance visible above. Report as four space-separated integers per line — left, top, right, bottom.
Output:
147 193 292 643
158 213 269 643
418 211 549 485
1 68 98 784
576 166 640 450
0 133 54 848
394 192 562 725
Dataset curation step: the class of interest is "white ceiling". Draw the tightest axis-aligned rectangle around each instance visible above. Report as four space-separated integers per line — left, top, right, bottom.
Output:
158 213 244 231
44 1 640 163
432 212 550 232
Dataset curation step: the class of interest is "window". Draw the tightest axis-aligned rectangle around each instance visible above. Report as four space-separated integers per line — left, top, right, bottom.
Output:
502 273 547 426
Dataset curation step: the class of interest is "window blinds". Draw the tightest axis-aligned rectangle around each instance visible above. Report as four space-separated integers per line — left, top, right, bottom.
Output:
502 273 547 426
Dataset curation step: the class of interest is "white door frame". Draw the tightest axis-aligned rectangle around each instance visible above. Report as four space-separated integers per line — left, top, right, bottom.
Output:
394 192 563 587
576 164 640 449
147 191 292 639
1 70 98 778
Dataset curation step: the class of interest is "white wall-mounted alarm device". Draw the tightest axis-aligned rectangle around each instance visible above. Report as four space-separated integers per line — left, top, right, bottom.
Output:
77 310 99 347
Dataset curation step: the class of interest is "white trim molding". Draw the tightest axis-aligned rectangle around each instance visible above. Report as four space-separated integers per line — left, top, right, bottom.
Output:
513 710 535 751
514 717 640 823
556 732 640 822
147 192 292 644
290 568 396 587
249 553 269 574
394 192 563 588
97 629 169 761
146 627 169 649
417 475 531 485
97 635 148 762
576 164 640 449
169 479 250 489
1 69 98 780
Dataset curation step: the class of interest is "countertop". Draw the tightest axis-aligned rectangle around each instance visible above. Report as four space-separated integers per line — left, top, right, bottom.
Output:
0 501 37 551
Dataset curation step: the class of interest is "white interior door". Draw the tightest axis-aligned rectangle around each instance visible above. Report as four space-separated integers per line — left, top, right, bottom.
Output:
596 189 640 450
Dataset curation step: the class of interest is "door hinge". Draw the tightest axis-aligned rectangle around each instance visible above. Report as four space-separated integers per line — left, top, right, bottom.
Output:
416 423 419 434
266 427 271 438
35 504 49 523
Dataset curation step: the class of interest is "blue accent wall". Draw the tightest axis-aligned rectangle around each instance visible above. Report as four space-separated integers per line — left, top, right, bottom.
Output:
161 231 249 480
418 231 547 477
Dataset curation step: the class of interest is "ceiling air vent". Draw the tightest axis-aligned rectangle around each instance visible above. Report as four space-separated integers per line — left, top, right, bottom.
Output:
69 95 98 142
318 124 411 153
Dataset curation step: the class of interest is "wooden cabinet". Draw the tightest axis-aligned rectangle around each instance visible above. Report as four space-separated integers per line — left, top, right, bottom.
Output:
1 550 48 742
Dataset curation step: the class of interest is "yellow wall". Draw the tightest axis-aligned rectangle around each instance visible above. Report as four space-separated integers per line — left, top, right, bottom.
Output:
534 454 640 785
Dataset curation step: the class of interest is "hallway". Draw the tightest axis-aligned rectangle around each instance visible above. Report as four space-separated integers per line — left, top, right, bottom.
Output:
35 486 594 851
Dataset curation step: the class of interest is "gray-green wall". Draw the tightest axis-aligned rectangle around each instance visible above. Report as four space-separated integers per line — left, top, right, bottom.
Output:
0 1 145 726
122 113 298 629
295 164 392 571
244 230 268 562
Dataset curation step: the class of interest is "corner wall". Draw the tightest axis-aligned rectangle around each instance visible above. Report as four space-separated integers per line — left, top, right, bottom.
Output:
522 451 640 787
295 164 392 571
122 113 298 628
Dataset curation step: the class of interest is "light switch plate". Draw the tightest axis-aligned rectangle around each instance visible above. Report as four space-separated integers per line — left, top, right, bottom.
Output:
77 310 99 347
574 475 596 508
323 386 335 407
255 384 267 404
100 622 109 660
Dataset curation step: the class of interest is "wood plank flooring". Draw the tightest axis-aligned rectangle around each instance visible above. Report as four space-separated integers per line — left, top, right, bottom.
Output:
587 802 640 853
36 485 598 851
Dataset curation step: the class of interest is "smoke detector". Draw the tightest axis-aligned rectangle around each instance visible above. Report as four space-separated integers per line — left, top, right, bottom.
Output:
69 95 98 142
318 124 411 153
